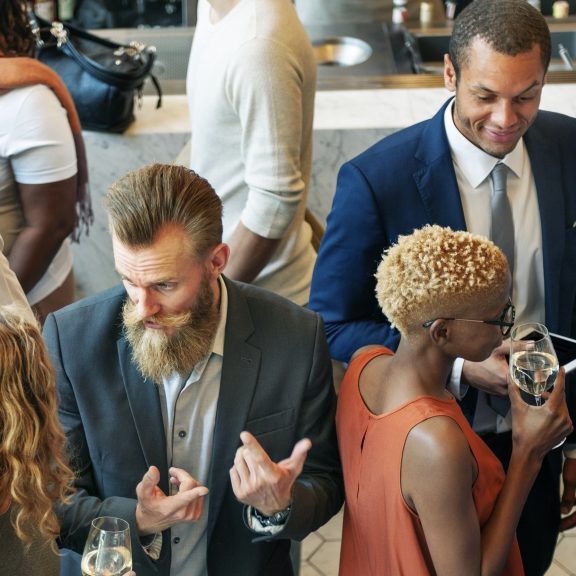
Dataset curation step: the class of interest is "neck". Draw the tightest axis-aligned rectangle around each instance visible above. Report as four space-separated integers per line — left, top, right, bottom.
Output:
208 0 241 23
394 338 454 396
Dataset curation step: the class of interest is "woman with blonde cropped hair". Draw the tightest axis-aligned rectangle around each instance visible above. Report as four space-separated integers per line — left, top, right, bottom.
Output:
0 307 73 575
337 225 572 576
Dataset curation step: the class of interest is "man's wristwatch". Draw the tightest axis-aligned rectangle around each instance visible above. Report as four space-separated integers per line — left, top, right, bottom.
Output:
252 505 291 527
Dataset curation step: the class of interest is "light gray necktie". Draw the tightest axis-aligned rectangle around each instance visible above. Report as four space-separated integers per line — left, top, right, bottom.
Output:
489 162 513 417
490 163 514 275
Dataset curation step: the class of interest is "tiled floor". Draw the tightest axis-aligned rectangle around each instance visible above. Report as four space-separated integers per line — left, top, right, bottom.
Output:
300 507 576 576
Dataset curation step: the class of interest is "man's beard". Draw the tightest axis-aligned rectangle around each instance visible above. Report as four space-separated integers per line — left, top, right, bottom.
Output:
122 275 220 383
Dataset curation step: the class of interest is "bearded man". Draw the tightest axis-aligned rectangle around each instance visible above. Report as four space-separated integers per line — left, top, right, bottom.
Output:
44 163 343 576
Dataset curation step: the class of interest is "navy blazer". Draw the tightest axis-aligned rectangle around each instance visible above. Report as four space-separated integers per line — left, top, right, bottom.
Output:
310 99 576 363
45 277 343 576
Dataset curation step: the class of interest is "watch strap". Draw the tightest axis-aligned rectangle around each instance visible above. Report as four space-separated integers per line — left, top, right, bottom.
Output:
251 505 291 527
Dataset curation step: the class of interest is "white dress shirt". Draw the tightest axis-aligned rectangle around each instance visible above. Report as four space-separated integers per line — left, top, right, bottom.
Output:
444 101 545 434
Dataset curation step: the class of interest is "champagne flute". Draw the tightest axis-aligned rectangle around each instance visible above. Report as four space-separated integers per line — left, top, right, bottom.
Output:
81 516 133 576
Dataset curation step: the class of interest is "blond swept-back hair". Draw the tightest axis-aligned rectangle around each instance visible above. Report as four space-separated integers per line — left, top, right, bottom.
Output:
0 307 73 549
376 225 509 336
106 163 223 261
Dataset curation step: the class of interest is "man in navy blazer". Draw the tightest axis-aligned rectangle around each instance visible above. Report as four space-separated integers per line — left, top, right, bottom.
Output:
310 1 575 574
45 163 343 576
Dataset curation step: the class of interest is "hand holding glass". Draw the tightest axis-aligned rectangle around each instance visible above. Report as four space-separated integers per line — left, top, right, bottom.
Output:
510 322 565 448
81 516 133 576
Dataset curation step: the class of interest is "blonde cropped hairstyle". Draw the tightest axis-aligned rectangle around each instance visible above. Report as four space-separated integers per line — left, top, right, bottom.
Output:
0 307 73 548
376 225 509 337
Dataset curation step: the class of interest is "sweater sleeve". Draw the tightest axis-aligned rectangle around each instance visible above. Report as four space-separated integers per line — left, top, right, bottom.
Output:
225 37 311 239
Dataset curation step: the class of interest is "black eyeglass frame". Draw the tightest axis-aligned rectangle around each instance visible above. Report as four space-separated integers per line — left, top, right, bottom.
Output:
421 299 516 337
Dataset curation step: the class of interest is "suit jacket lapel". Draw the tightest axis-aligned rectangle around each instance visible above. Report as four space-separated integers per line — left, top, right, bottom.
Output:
207 278 260 540
525 123 564 332
118 336 170 494
414 99 467 231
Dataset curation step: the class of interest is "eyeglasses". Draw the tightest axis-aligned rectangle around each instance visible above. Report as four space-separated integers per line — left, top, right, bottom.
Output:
422 299 516 337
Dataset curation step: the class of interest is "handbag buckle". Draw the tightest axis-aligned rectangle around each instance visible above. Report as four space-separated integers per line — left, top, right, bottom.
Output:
113 42 147 66
50 21 68 47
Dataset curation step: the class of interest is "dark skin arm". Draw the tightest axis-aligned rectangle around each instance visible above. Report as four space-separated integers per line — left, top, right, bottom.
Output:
9 175 77 292
402 374 572 576
224 222 280 284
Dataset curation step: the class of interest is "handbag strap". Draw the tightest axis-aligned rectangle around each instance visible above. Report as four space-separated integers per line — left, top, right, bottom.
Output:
29 12 162 106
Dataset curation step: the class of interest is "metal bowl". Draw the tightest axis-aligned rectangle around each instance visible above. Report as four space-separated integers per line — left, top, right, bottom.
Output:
312 36 373 67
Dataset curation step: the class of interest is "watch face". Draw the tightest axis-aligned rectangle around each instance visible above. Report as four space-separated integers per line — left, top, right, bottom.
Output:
273 511 288 522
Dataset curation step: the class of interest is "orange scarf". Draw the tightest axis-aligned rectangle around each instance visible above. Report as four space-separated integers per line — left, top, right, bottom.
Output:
0 56 93 240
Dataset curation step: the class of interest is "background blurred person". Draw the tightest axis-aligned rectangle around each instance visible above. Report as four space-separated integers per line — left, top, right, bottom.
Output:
0 0 92 324
0 306 73 576
337 225 572 575
187 0 316 305
0 234 35 323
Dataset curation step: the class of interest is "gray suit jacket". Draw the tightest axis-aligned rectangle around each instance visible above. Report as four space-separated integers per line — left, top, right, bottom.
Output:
44 277 343 576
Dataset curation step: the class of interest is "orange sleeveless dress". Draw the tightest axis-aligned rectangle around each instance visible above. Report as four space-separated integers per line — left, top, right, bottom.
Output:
337 347 524 575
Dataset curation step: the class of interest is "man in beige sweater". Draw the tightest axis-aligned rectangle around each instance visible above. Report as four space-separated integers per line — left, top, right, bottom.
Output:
187 0 317 305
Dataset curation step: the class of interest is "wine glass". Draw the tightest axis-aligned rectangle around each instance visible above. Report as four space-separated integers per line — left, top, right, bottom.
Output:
81 516 133 576
509 322 565 449
509 322 559 406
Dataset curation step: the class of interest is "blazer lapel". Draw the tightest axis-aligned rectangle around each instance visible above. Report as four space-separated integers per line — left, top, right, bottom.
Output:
118 336 170 494
414 100 467 231
525 125 564 332
207 278 260 540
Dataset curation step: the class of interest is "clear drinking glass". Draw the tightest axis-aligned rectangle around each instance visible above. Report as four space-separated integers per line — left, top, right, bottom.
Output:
81 516 133 576
509 322 559 406
509 322 565 448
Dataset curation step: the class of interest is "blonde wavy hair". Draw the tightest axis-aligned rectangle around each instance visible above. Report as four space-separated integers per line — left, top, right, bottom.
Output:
376 225 509 337
0 307 73 549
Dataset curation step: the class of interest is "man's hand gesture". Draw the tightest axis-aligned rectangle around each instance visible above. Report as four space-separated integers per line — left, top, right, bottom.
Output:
230 431 311 516
135 466 208 536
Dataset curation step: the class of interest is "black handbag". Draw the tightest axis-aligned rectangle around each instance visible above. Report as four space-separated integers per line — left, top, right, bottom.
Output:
30 14 162 133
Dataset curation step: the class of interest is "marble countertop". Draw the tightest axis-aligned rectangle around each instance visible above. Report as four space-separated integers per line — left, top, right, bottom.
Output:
130 82 576 135
76 82 576 297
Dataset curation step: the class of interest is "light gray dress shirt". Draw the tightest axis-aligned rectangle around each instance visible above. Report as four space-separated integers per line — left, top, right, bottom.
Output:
156 277 228 576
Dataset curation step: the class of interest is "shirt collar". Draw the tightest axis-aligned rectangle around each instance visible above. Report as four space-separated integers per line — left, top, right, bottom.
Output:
211 275 227 357
443 100 525 188
182 275 227 382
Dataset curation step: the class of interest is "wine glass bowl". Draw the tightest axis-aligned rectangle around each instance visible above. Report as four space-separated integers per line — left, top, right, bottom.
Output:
81 516 132 576
509 322 559 407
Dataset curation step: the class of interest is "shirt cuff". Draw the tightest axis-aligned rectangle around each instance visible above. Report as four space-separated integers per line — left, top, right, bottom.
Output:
245 506 286 536
241 187 300 239
448 357 468 400
141 532 162 560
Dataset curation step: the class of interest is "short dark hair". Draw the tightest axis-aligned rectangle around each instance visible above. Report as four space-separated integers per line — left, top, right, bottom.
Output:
449 0 551 80
106 163 223 261
0 0 35 56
